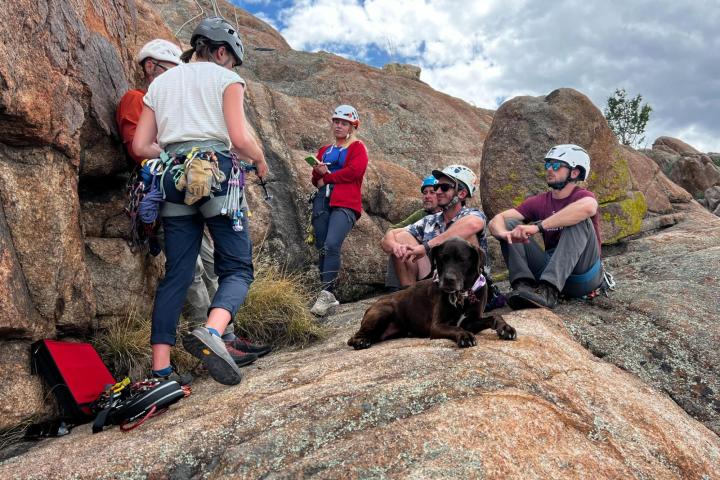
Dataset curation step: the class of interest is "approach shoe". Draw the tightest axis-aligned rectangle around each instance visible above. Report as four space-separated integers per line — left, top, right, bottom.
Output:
182 327 243 386
225 337 272 357
225 343 259 366
152 366 193 386
310 290 340 317
508 281 559 310
510 278 537 294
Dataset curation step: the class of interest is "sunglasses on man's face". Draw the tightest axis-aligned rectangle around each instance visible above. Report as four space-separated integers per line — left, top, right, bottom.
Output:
434 183 455 192
544 160 570 171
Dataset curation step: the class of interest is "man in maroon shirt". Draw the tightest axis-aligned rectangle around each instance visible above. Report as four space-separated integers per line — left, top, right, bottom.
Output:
488 144 603 309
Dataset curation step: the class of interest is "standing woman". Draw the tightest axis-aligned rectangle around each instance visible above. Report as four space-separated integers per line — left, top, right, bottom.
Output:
309 105 369 316
133 17 267 386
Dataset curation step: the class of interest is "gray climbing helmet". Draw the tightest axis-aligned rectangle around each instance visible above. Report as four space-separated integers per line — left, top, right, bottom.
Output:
191 17 244 66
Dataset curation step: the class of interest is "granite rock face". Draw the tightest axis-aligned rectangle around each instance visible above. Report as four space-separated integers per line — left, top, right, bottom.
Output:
645 137 720 210
557 206 720 436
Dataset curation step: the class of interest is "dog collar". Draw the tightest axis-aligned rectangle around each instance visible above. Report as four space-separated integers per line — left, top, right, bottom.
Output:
435 273 486 308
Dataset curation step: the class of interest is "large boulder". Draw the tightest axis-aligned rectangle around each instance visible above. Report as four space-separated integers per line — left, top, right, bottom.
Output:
2 307 719 477
646 137 720 203
652 136 702 156
0 0 175 429
621 145 693 215
480 88 647 244
668 155 720 198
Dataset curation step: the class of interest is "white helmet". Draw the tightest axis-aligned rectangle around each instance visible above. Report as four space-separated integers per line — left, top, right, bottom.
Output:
432 165 478 197
332 105 360 128
545 144 590 181
135 39 182 66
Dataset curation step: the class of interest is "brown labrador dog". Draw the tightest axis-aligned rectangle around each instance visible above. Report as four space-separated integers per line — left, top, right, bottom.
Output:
348 237 516 349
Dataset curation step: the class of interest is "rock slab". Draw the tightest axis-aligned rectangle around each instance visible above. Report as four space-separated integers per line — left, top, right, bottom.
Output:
1 306 718 479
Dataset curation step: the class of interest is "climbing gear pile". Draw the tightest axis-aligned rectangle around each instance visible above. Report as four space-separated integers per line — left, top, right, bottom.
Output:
91 377 191 433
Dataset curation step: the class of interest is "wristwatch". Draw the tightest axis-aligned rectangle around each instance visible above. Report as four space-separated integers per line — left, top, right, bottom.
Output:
532 220 545 234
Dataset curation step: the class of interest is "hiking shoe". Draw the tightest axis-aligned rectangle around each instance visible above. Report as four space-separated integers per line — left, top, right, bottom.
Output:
310 290 340 316
225 343 259 366
508 281 559 310
152 367 193 386
510 278 536 294
225 337 272 357
182 327 243 386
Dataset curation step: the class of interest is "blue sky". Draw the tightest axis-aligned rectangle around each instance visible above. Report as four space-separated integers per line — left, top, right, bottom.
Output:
231 0 720 152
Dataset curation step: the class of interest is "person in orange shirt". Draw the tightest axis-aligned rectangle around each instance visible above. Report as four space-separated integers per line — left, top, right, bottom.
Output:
116 40 269 382
117 39 183 164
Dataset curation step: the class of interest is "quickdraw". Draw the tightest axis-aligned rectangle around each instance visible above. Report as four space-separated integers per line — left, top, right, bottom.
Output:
222 153 247 231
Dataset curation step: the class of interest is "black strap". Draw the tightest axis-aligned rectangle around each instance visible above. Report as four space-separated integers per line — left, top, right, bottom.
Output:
92 407 112 434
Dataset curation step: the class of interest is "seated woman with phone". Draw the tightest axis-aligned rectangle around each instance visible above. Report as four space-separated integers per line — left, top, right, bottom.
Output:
307 104 369 316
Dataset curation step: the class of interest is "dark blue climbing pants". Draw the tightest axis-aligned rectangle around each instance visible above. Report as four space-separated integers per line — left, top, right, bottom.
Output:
151 212 253 346
312 186 356 292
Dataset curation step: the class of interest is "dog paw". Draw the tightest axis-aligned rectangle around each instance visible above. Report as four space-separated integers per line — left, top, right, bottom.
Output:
497 324 517 340
347 336 372 350
456 332 477 348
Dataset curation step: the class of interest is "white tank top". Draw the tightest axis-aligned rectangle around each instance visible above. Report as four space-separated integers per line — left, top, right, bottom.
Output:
143 62 245 149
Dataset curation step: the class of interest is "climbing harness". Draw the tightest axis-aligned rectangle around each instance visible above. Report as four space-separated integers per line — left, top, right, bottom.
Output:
127 147 267 244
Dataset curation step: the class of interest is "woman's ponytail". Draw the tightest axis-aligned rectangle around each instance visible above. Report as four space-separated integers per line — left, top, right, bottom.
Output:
180 47 195 63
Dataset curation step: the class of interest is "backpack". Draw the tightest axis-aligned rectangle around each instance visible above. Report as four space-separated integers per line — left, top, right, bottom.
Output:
91 378 188 433
30 339 116 424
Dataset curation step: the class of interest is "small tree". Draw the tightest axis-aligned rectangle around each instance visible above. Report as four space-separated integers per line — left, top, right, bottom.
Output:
604 88 652 147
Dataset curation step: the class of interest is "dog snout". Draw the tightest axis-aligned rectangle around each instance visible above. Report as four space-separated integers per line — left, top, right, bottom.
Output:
439 271 464 292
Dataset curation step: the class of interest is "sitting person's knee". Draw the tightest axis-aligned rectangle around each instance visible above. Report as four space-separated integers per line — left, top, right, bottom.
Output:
504 218 522 230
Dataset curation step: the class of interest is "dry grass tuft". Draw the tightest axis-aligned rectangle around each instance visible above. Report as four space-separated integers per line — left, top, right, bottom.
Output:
93 258 325 378
234 261 326 347
93 304 196 379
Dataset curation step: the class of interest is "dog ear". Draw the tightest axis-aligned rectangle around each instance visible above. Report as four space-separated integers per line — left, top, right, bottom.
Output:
429 242 444 274
473 244 486 277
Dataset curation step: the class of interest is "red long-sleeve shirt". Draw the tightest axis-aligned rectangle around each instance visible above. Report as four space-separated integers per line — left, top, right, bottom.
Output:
311 141 369 218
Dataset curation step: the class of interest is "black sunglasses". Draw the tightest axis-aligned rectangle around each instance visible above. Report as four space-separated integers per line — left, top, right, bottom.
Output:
149 59 169 72
544 160 570 171
434 183 454 192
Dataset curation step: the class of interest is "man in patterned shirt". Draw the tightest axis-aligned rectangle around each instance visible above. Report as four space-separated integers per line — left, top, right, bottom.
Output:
381 165 487 287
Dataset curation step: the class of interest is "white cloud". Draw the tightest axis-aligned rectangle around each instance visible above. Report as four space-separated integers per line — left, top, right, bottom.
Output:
272 0 720 151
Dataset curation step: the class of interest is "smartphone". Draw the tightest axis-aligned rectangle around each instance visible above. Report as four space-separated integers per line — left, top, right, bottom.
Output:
305 155 319 166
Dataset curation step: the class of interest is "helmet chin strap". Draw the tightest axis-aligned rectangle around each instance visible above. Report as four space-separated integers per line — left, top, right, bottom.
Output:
547 170 576 190
442 195 460 211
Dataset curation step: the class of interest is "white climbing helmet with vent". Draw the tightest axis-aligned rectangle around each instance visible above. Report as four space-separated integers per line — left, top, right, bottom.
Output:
332 105 360 128
545 144 591 181
432 165 478 197
135 39 182 65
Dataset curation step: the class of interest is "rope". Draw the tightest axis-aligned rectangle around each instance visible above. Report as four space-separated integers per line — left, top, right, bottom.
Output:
175 0 204 38
138 177 163 224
